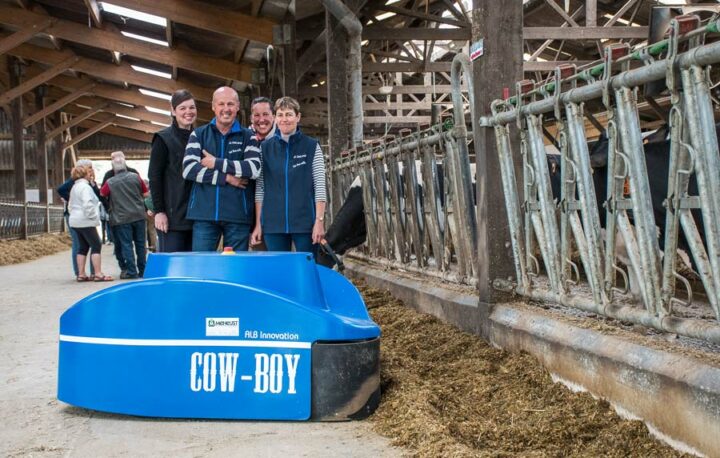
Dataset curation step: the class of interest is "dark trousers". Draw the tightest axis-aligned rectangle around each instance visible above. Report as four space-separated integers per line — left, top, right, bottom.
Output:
114 219 147 277
66 214 94 276
108 224 126 271
158 230 193 253
264 233 316 257
192 221 250 252
74 226 102 255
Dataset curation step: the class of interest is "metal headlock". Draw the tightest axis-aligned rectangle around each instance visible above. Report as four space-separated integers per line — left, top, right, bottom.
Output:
481 15 720 343
329 54 479 285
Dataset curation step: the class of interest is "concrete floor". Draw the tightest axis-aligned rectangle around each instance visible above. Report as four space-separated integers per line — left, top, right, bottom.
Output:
0 248 400 458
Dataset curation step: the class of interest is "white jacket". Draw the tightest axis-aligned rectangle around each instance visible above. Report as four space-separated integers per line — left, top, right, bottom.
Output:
68 179 100 228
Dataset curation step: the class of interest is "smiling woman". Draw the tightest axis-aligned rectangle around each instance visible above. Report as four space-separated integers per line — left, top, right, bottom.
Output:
147 89 197 253
251 97 327 258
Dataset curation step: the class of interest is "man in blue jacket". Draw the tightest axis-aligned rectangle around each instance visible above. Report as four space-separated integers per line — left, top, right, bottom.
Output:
182 86 259 251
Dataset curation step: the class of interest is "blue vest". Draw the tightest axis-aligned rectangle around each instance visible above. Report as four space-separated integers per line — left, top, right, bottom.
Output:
261 130 318 234
186 120 254 224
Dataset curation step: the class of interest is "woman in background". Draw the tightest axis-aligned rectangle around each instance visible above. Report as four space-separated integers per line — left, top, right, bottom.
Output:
148 89 197 252
68 165 112 282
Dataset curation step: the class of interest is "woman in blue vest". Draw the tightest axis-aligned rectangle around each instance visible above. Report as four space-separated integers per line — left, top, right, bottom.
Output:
250 96 326 255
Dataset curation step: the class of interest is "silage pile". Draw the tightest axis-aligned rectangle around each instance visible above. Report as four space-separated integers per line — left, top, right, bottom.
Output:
0 233 72 266
360 284 685 457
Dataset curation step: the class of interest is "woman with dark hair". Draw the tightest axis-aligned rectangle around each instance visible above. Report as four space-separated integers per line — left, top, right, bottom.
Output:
250 96 327 256
148 89 197 252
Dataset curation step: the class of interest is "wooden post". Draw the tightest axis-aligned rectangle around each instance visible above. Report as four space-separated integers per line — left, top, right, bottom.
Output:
8 56 26 204
35 85 48 205
281 1 298 98
472 0 524 303
325 4 350 216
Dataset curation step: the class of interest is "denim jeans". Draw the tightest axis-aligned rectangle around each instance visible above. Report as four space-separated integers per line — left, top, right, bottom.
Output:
264 233 316 257
113 219 147 277
192 221 250 252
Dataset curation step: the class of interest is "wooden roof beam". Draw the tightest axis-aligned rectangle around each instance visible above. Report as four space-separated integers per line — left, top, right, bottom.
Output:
63 103 170 134
105 0 275 44
77 119 153 143
0 55 77 105
83 0 103 28
23 81 95 127
63 117 114 150
375 4 469 28
0 18 54 55
5 39 215 102
39 72 212 121
0 5 254 82
61 99 170 129
49 101 108 138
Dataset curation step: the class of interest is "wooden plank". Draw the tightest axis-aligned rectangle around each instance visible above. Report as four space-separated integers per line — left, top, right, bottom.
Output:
83 0 102 28
0 5 254 82
48 102 108 139
23 81 94 127
362 27 470 41
586 0 597 27
102 0 275 44
0 18 54 55
78 148 151 160
523 26 648 40
63 117 114 150
375 4 470 27
0 56 77 105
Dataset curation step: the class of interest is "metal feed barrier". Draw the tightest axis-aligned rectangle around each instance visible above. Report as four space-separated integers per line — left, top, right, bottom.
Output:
0 199 65 240
482 16 720 343
329 55 478 285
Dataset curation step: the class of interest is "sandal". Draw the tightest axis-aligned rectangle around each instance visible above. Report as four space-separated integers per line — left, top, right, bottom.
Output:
76 275 92 282
93 275 114 282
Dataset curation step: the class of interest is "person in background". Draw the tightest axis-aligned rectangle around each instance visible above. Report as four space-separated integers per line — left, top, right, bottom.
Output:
143 180 157 252
101 155 149 279
57 158 98 278
67 164 112 282
250 96 327 257
102 151 140 277
148 89 197 252
182 86 259 251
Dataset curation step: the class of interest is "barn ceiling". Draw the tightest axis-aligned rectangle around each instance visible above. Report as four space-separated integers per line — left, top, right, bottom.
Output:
0 0 715 157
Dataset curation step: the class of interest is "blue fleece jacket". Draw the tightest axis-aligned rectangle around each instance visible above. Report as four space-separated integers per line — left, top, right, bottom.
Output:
182 119 254 224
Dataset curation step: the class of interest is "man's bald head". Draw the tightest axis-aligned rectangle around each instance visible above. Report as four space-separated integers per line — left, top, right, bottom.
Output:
212 86 240 131
213 86 239 104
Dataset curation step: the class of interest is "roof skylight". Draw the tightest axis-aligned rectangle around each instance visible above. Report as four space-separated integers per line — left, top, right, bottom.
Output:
121 31 169 47
131 65 172 79
139 88 172 101
145 105 171 116
100 2 167 27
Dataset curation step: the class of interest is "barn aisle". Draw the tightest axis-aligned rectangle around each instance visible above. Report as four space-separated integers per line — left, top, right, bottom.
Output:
0 249 400 457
